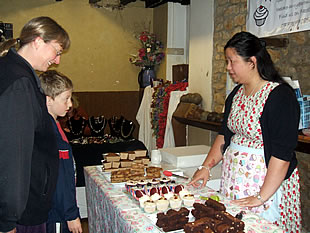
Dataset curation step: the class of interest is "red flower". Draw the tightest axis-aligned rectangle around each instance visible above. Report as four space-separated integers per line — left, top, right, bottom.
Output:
140 35 148 42
130 31 165 67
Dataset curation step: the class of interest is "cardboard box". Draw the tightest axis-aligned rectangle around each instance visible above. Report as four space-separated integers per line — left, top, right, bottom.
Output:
159 145 210 168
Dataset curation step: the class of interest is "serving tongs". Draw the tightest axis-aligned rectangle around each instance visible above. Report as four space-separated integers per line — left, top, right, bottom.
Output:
163 170 190 180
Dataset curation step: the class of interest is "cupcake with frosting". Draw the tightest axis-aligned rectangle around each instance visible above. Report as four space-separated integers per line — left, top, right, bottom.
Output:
156 197 169 212
144 200 156 213
182 194 195 207
150 178 160 187
160 177 171 185
137 179 147 188
253 5 269 26
125 180 137 193
169 194 182 209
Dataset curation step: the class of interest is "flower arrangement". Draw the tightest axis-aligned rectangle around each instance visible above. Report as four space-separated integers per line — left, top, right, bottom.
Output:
151 81 188 148
129 31 165 68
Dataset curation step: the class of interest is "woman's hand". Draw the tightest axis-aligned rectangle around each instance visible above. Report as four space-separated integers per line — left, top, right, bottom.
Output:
187 168 211 188
187 135 224 189
67 217 82 233
231 195 263 208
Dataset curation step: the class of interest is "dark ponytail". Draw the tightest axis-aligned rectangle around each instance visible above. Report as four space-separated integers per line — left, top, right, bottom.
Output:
224 31 284 83
0 38 20 57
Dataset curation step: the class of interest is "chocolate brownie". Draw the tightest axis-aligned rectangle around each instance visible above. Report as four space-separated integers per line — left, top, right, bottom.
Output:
185 201 245 233
214 223 236 233
205 199 226 211
156 207 190 231
215 211 245 232
192 203 215 218
184 217 215 233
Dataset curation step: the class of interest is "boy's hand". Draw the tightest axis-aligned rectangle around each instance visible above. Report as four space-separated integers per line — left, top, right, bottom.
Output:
67 218 82 233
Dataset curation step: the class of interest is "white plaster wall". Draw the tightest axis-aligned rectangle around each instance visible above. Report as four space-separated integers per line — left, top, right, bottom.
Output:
188 0 214 111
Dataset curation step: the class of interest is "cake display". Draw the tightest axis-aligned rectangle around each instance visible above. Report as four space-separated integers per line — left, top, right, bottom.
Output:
121 172 247 232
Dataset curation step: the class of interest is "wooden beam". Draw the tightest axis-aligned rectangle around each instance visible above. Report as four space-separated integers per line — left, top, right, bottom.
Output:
261 37 289 48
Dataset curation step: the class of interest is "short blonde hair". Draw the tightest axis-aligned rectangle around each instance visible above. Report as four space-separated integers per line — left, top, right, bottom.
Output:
39 70 73 99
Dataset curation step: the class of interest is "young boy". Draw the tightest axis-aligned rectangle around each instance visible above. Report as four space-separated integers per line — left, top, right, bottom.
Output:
39 70 82 233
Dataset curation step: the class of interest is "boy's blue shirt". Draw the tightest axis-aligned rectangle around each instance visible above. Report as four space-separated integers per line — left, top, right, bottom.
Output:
48 117 80 223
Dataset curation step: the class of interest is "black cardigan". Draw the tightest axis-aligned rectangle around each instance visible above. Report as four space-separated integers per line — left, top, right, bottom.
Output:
220 83 299 180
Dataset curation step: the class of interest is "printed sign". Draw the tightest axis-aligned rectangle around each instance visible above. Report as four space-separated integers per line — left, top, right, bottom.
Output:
246 0 310 37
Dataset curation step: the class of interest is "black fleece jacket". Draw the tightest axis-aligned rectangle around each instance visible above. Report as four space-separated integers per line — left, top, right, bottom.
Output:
0 49 58 231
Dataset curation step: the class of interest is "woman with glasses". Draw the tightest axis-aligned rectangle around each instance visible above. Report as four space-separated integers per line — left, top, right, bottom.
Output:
0 16 70 233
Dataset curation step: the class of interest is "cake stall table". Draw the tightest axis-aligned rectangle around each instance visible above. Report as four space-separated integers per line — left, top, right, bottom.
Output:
84 165 285 233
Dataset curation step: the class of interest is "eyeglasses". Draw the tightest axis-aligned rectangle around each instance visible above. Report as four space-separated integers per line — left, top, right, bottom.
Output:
48 43 63 57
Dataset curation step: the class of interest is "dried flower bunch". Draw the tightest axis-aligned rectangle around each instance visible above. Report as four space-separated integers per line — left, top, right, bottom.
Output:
151 81 188 148
129 31 165 67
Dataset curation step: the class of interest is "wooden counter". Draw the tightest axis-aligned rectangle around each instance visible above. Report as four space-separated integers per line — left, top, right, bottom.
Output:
173 116 310 153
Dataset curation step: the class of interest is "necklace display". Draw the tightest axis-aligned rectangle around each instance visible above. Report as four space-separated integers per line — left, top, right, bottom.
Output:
120 120 135 139
108 116 124 137
89 116 106 136
68 116 86 137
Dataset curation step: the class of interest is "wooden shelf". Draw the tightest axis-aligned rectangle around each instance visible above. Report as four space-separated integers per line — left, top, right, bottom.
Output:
173 116 310 153
173 116 221 132
297 134 310 153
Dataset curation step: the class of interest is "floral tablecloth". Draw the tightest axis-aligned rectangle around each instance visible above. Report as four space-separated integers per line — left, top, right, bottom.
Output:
84 165 285 233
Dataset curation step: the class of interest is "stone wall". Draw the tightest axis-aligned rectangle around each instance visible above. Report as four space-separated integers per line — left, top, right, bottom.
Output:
212 0 310 231
212 0 310 112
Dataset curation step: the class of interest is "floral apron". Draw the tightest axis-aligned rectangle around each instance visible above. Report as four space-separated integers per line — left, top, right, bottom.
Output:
220 82 302 233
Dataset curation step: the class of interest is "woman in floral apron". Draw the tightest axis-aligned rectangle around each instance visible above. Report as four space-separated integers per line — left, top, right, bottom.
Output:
189 31 301 233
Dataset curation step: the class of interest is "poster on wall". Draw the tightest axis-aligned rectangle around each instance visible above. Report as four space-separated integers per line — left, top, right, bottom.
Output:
246 0 310 37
